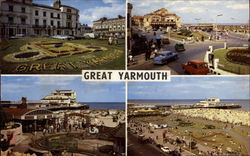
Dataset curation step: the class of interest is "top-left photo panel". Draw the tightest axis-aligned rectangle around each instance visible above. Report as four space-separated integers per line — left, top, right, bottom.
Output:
0 0 126 74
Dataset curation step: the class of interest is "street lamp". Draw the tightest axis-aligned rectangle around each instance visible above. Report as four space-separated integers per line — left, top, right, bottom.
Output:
215 14 223 41
195 18 201 25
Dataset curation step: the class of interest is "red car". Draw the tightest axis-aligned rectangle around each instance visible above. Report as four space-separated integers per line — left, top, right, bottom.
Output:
182 60 209 75
162 37 170 44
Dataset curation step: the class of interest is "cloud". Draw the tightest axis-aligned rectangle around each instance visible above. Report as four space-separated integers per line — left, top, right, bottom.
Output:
128 77 249 100
173 7 206 13
34 76 79 86
130 0 249 23
80 3 125 26
2 83 30 93
102 0 121 3
189 1 220 5
226 4 249 9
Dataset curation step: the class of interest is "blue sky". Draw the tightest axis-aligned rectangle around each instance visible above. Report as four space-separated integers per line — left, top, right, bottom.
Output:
33 0 125 26
129 0 249 24
1 76 125 102
128 76 250 100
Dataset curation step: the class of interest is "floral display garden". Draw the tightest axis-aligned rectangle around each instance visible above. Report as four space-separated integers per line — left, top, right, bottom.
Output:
213 47 250 74
0 38 125 74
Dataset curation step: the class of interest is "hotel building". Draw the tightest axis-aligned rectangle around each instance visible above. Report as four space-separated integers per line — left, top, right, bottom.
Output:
135 8 181 30
0 0 80 38
93 15 125 37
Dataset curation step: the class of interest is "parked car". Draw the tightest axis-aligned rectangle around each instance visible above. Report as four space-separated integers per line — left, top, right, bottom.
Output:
131 34 147 56
161 146 170 153
154 51 178 65
175 42 185 52
162 37 170 44
52 35 75 40
9 34 25 39
156 144 163 148
41 34 50 38
74 35 84 40
83 33 96 39
182 60 209 75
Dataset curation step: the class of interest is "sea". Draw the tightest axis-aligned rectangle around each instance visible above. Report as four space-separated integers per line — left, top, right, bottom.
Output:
128 99 250 111
79 102 125 110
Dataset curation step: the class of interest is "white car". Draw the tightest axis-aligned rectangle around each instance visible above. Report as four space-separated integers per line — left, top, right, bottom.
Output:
52 35 75 40
161 146 170 153
83 33 96 39
9 34 25 39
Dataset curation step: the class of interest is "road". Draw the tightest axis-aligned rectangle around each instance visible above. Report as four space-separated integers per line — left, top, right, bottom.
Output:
129 29 249 74
128 133 168 156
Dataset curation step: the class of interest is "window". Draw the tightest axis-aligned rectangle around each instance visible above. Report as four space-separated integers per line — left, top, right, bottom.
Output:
9 5 13 12
67 15 71 20
67 9 71 13
8 17 14 24
21 18 26 24
50 13 53 18
35 19 39 25
43 11 46 17
43 20 47 26
21 7 25 13
51 20 54 26
22 0 26 3
67 22 71 28
57 14 60 18
22 29 26 34
57 21 60 27
35 10 38 16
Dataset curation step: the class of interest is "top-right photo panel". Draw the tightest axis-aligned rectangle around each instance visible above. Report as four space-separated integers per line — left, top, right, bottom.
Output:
127 0 249 75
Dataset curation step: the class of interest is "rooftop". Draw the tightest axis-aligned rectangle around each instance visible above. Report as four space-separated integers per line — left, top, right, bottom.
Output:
32 3 60 11
94 16 125 22
3 108 34 117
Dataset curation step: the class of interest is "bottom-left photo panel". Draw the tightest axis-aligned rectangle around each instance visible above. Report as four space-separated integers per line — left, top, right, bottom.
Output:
0 76 125 156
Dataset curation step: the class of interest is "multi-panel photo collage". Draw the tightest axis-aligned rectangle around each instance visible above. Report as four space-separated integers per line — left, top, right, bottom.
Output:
0 0 249 156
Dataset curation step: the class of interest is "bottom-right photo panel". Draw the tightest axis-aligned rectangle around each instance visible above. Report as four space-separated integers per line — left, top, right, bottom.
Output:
127 76 250 156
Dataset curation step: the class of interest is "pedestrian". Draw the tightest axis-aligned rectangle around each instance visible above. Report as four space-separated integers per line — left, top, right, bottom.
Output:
43 128 46 136
108 36 113 45
196 37 199 42
114 36 118 45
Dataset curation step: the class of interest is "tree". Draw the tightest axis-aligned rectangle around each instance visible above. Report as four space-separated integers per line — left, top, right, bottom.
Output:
118 15 124 19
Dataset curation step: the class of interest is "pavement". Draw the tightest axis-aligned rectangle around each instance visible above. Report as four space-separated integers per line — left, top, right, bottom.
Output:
128 122 197 156
128 133 168 156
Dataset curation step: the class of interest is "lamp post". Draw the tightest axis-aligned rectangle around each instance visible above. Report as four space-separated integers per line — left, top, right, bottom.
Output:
215 14 223 41
194 18 201 30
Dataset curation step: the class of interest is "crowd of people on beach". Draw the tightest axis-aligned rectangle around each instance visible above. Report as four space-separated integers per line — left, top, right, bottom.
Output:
173 109 250 126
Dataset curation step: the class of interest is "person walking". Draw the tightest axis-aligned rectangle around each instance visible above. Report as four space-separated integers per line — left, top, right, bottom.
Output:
108 36 113 45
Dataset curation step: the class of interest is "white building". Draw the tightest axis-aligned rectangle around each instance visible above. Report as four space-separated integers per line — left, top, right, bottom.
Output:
41 90 77 106
0 0 80 38
78 23 92 36
93 15 125 37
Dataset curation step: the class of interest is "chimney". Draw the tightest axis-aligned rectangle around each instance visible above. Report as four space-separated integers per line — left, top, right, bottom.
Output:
19 97 27 108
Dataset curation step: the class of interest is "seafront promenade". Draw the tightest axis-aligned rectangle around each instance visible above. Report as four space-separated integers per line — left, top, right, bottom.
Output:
173 109 250 126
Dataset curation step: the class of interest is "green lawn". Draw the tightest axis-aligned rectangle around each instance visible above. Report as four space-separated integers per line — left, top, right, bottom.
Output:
0 38 125 74
213 47 250 74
